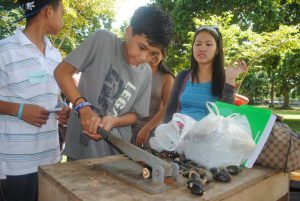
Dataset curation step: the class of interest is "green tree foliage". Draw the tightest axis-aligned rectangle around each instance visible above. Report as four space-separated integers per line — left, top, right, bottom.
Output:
153 0 300 34
259 54 281 107
152 0 300 106
253 25 300 107
0 1 22 38
240 71 269 104
0 0 116 56
152 0 300 70
52 0 116 56
277 49 300 108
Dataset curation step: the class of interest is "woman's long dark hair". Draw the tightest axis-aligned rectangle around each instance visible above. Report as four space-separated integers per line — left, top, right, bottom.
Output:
157 49 174 77
157 61 174 77
190 26 225 98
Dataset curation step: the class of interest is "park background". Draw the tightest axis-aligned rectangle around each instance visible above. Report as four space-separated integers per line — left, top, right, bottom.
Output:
1 0 299 132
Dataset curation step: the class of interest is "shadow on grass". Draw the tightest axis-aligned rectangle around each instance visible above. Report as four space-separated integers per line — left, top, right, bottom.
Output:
283 119 300 134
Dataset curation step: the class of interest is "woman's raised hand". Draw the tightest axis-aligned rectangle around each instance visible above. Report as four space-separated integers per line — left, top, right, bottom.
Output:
225 60 248 86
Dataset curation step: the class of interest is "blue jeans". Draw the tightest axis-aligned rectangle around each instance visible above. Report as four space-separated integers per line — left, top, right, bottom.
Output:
0 172 37 201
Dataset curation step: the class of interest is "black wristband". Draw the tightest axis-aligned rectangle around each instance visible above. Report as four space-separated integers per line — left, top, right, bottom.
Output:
74 96 87 106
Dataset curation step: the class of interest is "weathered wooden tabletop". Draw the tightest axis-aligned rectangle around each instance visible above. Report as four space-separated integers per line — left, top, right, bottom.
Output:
38 155 289 201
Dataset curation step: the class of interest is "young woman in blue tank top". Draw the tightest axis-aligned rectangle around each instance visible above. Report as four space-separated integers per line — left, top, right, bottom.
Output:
164 26 248 122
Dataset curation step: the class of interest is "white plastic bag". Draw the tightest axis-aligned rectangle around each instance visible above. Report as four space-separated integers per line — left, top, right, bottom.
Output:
149 113 196 152
177 102 256 168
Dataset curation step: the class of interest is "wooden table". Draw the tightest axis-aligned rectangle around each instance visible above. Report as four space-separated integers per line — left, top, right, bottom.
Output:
38 155 289 201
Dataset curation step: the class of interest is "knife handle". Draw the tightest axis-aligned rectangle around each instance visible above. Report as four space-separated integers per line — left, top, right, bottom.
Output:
97 127 110 139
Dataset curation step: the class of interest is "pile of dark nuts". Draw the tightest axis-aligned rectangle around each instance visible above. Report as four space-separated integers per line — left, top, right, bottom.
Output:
151 150 243 196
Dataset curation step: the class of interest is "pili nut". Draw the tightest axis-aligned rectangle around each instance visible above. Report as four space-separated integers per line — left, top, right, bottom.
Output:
174 157 180 162
189 170 201 179
204 170 214 182
181 170 190 178
187 179 202 189
200 177 208 185
168 152 179 159
209 167 218 175
179 155 186 162
142 167 151 179
218 166 227 172
214 171 231 183
172 159 183 166
187 179 204 196
191 167 206 177
188 160 199 167
191 183 204 196
226 165 242 175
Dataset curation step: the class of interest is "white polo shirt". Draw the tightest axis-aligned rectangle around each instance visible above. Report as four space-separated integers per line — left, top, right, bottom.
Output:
0 28 61 179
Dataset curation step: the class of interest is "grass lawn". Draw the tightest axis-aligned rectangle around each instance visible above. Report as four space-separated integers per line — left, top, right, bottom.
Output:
255 105 300 133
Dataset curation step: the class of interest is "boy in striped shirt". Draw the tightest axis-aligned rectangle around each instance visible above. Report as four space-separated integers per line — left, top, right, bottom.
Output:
0 1 69 201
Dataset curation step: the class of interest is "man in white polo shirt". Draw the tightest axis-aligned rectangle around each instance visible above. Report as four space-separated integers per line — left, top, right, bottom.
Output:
0 1 69 201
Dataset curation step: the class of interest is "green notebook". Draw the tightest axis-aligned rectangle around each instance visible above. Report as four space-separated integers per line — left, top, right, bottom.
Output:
214 101 276 168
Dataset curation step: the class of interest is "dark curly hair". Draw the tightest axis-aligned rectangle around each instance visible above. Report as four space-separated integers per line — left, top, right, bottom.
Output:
130 6 173 49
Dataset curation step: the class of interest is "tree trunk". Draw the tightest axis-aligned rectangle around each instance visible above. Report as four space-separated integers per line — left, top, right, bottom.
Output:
282 80 290 109
269 72 275 107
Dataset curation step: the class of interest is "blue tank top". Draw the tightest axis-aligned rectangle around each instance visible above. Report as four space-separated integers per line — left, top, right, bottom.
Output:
179 80 217 120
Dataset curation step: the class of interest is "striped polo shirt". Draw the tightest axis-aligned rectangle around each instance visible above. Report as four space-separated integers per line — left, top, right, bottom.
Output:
0 28 61 179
